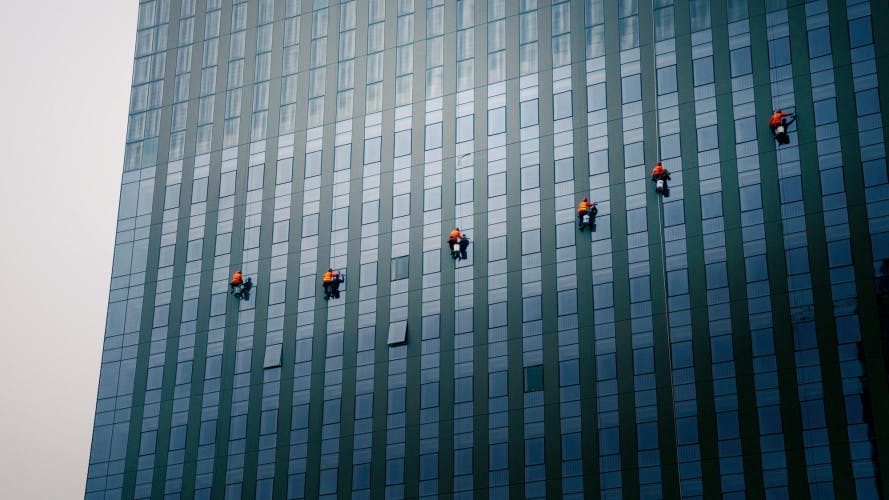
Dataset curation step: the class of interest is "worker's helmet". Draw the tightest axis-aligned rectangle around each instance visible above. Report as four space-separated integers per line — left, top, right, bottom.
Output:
775 109 781 113
455 227 460 231
236 269 241 273
583 197 588 202
328 267 333 272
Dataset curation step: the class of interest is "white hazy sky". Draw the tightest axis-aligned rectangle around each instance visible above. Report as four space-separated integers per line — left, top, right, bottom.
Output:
0 1 138 497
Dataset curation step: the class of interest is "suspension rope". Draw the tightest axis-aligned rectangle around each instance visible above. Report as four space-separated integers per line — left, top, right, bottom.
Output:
648 6 672 337
651 4 683 495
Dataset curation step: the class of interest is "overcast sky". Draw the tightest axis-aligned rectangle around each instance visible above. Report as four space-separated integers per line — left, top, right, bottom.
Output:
0 1 138 497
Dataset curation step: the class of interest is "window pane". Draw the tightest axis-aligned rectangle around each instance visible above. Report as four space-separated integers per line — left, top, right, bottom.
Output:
393 193 410 217
620 16 638 49
524 365 543 392
488 107 506 135
457 179 474 204
553 91 572 120
489 173 506 197
521 99 539 127
425 122 442 150
555 158 573 182
489 236 506 261
814 99 837 126
522 229 541 254
387 321 408 345
391 256 409 281
305 151 322 177
730 47 752 76
769 38 791 67
394 130 411 157
588 82 606 111
521 165 539 190
849 17 872 48
693 56 714 86
657 66 677 95
456 115 474 143
808 27 831 58
701 193 723 219
489 371 507 397
622 75 641 104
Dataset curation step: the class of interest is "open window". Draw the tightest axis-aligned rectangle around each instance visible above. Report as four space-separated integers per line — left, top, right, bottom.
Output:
524 365 543 392
387 321 407 346
263 344 282 369
391 255 409 281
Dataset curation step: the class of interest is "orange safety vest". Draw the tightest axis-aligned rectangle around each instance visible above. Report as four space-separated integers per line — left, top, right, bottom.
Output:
577 201 590 213
449 229 461 241
231 272 242 284
770 112 790 126
323 271 336 283
652 166 666 178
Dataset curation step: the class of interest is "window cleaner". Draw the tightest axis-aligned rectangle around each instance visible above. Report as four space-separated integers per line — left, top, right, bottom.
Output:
230 270 243 294
651 161 671 195
230 270 253 300
458 234 470 261
235 277 252 300
322 268 343 300
577 197 597 232
448 227 462 260
769 109 796 146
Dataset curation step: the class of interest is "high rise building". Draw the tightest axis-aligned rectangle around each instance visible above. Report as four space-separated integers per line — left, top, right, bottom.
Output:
87 0 889 498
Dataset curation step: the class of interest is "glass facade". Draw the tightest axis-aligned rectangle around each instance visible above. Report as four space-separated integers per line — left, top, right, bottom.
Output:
88 0 889 498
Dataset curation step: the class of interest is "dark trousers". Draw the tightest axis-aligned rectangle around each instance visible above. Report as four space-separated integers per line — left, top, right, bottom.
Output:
324 280 341 298
771 118 794 144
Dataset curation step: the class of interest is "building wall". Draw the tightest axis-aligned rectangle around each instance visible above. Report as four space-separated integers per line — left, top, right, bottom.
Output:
87 0 889 498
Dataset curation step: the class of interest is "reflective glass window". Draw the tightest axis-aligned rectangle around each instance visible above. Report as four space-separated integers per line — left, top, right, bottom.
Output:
522 230 541 254
456 115 473 143
489 236 506 261
521 99 539 127
849 18 873 48
745 255 768 282
693 57 714 86
808 27 831 58
489 172 506 197
739 185 763 211
588 83 606 111
394 130 411 157
769 38 791 67
489 371 508 397
730 47 752 76
814 99 837 126
393 193 410 217
555 158 573 182
521 166 539 190
622 75 641 104
657 66 677 95
391 256 409 281
701 193 723 219
488 107 506 135
553 92 572 120
524 365 543 392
